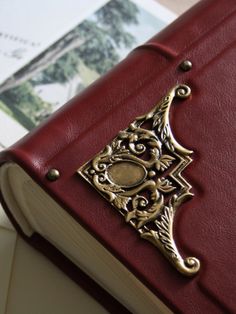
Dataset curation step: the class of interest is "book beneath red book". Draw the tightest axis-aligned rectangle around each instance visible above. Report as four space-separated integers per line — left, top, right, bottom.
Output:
0 0 236 313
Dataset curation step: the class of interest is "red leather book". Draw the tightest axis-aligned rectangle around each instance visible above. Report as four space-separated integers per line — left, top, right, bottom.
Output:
0 0 236 313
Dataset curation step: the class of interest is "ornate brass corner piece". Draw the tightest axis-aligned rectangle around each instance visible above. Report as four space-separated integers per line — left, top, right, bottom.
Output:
77 84 200 276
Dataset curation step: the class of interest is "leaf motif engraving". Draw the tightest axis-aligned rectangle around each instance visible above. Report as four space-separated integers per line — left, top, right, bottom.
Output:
102 183 124 193
155 205 178 259
153 98 169 131
113 195 130 209
157 178 176 193
155 154 175 171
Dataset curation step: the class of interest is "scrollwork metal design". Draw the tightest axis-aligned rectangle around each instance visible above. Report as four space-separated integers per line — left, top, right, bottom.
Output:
78 84 200 276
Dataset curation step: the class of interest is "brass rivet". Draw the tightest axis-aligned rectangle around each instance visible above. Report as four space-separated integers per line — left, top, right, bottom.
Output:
46 168 60 181
178 88 185 95
148 170 156 178
179 60 192 71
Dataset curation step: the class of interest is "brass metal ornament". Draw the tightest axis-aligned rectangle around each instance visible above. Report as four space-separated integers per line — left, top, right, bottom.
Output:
179 60 192 71
46 168 60 181
78 84 200 276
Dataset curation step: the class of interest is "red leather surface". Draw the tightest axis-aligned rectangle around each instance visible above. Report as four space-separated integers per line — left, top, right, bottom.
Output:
1 0 236 313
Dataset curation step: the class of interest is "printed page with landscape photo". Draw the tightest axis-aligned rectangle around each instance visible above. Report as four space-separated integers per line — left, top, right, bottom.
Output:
0 0 175 148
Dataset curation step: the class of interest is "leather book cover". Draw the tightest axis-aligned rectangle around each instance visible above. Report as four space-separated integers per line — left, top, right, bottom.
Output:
0 0 236 313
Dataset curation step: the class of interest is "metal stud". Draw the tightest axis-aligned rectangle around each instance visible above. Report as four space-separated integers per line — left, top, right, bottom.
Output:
179 60 192 71
46 168 60 181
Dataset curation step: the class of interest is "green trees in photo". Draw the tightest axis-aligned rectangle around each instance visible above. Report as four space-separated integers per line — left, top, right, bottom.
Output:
32 0 139 85
0 0 139 129
0 82 53 129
